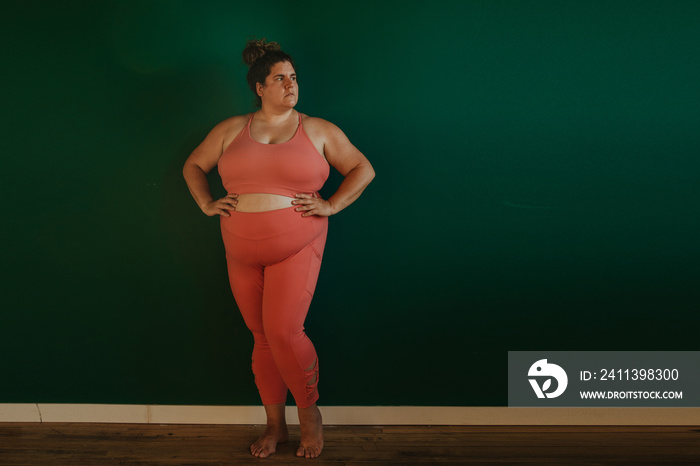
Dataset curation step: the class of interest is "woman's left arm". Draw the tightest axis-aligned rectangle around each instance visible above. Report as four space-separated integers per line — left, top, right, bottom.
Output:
293 120 375 217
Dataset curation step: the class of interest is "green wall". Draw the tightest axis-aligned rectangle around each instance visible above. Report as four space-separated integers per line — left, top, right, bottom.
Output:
2 0 699 406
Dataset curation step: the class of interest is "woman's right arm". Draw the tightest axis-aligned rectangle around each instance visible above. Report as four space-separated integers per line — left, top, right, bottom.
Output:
182 118 241 217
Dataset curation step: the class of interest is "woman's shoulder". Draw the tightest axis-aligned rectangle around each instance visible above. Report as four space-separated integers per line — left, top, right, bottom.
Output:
209 113 251 148
215 113 252 134
211 113 252 146
300 113 343 138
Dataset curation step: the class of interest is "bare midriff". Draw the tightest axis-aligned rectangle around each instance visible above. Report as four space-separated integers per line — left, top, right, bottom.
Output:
235 193 296 212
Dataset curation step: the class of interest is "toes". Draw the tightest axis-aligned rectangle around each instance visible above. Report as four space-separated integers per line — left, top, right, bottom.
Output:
251 442 266 457
296 445 321 458
252 443 272 458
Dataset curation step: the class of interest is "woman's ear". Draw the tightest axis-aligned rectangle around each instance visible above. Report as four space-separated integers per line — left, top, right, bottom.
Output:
256 82 264 97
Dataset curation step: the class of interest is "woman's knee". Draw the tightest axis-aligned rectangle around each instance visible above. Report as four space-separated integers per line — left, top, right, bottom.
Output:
262 323 296 349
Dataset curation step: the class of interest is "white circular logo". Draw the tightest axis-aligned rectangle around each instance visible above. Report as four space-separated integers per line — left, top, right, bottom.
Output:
528 359 568 398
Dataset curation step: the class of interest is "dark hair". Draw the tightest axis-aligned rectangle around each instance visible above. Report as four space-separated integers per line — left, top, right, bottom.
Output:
242 38 296 107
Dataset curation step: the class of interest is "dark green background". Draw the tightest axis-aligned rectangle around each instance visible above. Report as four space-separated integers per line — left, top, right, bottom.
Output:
2 0 698 406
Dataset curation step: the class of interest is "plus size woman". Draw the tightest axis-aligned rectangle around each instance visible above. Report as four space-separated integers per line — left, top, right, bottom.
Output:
183 39 375 459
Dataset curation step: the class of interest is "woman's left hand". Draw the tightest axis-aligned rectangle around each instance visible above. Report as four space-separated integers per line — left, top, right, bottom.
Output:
292 193 335 217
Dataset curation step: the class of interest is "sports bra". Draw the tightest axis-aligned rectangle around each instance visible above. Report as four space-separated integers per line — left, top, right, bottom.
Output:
218 112 330 198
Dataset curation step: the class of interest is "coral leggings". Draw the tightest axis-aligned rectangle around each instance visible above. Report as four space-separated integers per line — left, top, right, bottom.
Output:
220 205 327 408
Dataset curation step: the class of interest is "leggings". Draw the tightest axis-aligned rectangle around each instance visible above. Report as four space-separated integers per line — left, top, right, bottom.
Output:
220 205 327 408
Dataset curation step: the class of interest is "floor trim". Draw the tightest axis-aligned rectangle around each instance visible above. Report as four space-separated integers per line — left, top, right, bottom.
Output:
1 404 699 425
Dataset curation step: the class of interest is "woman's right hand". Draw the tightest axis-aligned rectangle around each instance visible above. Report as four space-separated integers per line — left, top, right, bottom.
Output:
202 193 238 217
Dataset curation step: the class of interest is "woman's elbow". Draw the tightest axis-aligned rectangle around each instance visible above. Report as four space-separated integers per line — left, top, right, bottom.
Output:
364 161 376 183
182 160 193 179
182 159 205 181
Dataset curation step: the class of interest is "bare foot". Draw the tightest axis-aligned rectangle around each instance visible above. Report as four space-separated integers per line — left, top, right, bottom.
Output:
296 404 323 458
250 424 289 458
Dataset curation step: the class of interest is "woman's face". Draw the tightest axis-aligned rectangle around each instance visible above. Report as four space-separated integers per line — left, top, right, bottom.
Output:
257 61 298 108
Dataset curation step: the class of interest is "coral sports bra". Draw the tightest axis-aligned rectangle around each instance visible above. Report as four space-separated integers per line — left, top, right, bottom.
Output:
218 112 330 198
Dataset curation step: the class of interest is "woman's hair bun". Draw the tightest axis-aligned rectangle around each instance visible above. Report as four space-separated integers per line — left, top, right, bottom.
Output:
242 38 281 67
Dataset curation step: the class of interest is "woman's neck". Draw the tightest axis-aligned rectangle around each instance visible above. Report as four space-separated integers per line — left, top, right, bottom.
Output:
256 105 296 124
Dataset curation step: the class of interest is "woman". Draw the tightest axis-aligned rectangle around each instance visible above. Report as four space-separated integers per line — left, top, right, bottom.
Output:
182 39 375 459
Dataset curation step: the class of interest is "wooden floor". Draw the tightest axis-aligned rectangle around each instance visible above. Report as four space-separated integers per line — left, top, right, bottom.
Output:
1 423 699 465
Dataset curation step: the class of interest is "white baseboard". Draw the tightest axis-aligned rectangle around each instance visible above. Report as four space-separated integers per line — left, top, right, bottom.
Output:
1 404 699 425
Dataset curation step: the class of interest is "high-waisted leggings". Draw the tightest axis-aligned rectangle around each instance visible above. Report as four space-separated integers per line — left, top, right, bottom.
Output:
220 206 327 408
